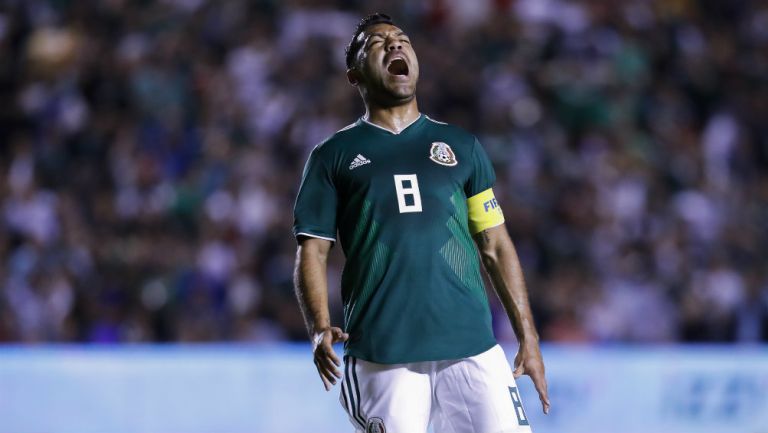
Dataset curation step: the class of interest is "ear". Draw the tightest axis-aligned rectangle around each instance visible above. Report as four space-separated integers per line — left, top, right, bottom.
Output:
346 68 360 86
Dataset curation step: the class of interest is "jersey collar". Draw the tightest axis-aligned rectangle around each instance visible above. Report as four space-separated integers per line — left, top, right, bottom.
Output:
360 113 424 135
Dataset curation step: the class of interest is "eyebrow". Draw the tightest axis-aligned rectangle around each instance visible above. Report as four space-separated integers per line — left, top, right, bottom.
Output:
366 31 408 41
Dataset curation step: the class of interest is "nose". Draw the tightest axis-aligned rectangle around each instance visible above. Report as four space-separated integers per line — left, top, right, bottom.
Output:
386 39 402 52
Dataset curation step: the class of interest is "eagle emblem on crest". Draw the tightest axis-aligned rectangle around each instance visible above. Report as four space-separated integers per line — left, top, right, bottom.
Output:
366 417 386 433
429 142 458 166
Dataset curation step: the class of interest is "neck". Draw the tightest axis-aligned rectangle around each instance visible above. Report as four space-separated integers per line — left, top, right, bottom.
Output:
363 99 420 134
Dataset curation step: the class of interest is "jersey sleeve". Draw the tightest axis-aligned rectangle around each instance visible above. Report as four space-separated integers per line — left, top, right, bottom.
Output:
293 146 337 242
464 137 496 197
465 138 505 233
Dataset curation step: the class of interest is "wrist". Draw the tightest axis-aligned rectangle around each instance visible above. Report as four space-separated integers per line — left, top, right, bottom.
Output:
311 321 331 335
517 330 540 346
310 325 330 343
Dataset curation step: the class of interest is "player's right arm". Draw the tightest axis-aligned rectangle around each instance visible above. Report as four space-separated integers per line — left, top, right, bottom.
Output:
294 237 349 391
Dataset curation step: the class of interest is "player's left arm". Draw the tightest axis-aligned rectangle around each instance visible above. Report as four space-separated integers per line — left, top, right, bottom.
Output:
469 192 550 414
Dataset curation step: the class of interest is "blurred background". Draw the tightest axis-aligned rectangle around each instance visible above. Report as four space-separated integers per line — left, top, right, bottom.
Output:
0 0 767 432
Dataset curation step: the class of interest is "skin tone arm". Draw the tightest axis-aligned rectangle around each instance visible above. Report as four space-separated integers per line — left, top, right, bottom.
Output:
474 224 551 414
293 237 349 391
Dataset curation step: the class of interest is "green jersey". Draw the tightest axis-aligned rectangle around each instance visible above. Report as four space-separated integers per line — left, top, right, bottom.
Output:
293 114 498 364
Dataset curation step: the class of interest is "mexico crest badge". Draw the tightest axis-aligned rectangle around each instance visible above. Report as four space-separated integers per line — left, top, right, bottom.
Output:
366 417 386 433
429 142 458 166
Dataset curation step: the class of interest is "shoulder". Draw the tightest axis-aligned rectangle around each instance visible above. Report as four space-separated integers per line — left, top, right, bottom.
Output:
310 120 363 158
424 115 479 148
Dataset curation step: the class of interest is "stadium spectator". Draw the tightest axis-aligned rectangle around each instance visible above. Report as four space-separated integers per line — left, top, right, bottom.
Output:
0 0 766 343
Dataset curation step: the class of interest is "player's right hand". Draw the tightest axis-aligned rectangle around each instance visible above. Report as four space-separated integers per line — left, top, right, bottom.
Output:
312 327 349 391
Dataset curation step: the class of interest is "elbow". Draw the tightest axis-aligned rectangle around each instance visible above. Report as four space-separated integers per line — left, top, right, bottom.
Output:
298 238 331 265
304 246 328 264
475 225 514 270
479 247 500 269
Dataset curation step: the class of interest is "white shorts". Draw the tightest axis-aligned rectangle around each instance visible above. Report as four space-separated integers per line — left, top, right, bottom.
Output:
339 344 532 433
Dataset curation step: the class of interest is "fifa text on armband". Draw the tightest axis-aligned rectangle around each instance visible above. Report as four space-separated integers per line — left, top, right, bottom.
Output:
483 198 499 212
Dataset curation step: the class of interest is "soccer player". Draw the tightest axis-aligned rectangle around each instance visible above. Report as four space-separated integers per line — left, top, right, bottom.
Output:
293 13 549 433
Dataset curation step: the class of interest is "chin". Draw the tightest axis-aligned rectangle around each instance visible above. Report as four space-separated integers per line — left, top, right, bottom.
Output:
387 84 416 100
383 92 414 106
393 90 415 100
365 81 417 106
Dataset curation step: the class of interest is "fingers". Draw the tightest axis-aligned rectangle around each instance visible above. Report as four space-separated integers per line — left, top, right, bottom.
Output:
314 342 343 391
532 377 550 414
512 350 524 378
316 349 342 378
314 356 338 390
325 344 341 367
515 348 551 414
541 394 551 414
315 362 334 391
325 328 348 368
527 365 550 414
331 327 350 343
513 364 524 379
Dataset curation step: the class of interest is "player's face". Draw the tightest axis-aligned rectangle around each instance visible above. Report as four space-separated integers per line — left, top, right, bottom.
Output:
353 24 419 104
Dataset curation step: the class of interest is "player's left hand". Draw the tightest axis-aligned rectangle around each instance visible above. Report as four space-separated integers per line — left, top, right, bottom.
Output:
513 341 551 414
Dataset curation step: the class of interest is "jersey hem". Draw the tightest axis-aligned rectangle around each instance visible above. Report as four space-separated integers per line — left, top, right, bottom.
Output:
345 339 497 365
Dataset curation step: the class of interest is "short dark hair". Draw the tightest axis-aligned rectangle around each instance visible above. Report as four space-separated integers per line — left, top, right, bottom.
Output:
345 13 395 69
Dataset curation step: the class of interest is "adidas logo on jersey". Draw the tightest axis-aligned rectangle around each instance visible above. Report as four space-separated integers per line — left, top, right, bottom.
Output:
349 154 371 170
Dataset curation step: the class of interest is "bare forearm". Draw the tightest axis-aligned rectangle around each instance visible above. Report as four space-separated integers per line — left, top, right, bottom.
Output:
476 227 539 342
293 238 347 391
293 240 332 337
472 218 550 411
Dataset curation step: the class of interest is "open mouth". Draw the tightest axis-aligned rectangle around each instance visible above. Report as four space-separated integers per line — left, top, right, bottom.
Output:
387 58 409 76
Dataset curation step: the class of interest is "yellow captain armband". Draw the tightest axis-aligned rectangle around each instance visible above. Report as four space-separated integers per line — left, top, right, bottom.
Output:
467 188 505 234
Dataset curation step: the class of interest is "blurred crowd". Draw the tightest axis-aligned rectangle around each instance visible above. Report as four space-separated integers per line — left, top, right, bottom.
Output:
1 0 767 344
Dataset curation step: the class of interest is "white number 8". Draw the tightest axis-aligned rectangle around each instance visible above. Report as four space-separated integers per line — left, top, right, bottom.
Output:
393 174 422 213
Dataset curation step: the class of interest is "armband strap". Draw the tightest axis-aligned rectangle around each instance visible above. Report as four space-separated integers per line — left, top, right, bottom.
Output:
467 188 505 234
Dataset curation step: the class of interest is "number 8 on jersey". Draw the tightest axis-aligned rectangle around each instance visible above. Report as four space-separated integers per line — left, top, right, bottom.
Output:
393 174 422 213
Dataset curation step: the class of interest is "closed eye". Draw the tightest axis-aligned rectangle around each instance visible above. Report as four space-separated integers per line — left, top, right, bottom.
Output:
366 37 384 50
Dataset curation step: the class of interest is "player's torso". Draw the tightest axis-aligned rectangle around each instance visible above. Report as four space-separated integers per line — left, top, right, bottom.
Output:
329 116 474 251
319 115 496 363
